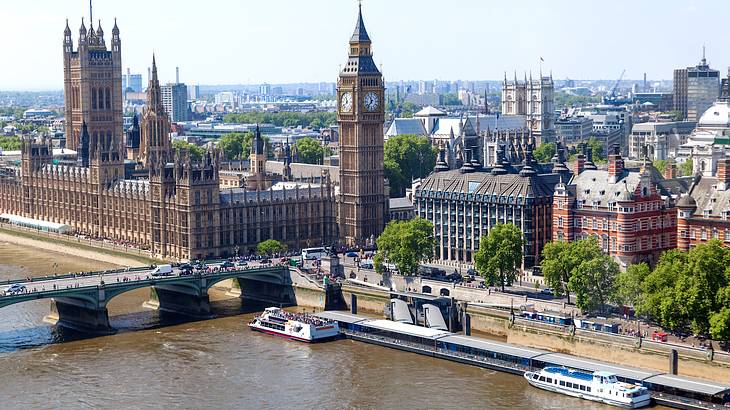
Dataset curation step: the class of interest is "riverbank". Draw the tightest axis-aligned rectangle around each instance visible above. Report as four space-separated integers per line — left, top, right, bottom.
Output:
0 226 159 268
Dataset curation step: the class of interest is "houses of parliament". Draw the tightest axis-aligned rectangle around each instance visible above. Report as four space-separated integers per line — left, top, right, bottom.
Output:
0 5 387 260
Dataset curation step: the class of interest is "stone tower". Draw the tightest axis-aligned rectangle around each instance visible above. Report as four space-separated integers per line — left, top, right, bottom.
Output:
337 4 387 246
63 9 123 151
139 56 172 169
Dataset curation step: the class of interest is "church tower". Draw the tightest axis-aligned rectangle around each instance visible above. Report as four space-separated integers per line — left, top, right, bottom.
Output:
63 4 123 152
139 56 172 169
337 4 387 246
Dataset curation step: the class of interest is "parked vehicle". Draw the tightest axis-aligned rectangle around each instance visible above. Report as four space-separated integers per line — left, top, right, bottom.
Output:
541 288 554 296
221 261 235 268
3 283 26 295
260 258 272 264
345 252 358 258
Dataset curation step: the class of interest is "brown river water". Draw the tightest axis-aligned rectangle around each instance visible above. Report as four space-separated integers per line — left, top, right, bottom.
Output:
0 241 655 409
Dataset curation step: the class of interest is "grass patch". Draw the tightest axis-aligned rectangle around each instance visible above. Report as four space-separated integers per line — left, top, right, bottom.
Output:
0 226 163 265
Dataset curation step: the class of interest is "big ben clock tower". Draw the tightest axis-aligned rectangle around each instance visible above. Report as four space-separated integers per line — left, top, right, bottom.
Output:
337 4 387 246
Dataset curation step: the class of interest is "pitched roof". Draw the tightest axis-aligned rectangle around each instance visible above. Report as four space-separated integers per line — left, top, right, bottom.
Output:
688 175 730 216
385 118 428 137
414 106 446 117
419 168 557 199
350 4 371 43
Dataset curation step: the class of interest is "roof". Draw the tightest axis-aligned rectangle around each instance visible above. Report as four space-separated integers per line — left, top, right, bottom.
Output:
419 168 558 200
414 106 446 117
698 100 730 129
643 373 730 396
314 311 369 325
0 213 69 231
385 118 427 137
469 114 527 132
431 118 476 138
350 4 371 43
440 334 547 359
389 197 413 210
687 175 730 215
363 319 452 339
265 161 339 184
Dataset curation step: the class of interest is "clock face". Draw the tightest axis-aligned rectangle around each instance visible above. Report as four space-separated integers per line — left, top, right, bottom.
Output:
364 92 379 111
340 92 353 112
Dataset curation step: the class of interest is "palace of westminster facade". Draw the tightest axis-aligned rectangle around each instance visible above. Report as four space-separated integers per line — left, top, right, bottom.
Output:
0 6 387 261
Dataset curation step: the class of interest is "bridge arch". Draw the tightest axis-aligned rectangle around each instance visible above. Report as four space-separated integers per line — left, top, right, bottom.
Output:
439 288 450 297
421 285 432 294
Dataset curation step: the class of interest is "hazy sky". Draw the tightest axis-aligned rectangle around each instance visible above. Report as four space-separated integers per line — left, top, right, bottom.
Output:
2 0 729 90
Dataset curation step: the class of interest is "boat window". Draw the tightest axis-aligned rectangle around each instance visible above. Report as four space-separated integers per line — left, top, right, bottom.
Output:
579 385 585 391
559 381 565 386
539 376 546 382
546 378 552 383
532 374 538 380
566 382 572 389
586 387 591 393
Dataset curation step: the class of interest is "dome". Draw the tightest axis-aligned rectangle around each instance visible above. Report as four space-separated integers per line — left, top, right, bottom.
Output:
697 101 730 129
677 194 697 209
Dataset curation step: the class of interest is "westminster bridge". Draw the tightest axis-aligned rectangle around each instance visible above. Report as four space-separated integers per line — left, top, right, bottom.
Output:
0 261 295 334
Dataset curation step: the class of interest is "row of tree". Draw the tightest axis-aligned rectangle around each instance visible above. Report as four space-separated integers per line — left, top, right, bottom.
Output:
223 112 336 129
0 136 22 151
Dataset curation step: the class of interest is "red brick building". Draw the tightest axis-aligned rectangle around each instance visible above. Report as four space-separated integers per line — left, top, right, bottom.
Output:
677 158 730 250
553 145 680 268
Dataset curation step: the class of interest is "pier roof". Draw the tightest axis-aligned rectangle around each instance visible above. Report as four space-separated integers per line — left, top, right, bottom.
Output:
643 374 730 396
440 334 546 359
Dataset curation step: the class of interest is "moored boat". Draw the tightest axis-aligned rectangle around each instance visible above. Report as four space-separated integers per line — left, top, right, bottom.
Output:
525 367 651 408
249 307 339 342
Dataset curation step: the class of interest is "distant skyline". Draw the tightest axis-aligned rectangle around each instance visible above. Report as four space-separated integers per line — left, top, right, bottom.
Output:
1 0 729 90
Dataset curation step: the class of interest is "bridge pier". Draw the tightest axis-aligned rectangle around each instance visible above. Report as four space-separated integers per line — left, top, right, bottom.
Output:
145 284 212 319
44 298 115 335
230 278 296 307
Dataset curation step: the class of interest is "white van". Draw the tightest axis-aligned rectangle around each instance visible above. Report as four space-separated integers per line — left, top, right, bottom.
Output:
152 264 173 277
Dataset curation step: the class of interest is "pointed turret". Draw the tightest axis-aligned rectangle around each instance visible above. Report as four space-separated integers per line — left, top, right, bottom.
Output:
112 18 119 34
434 144 450 172
350 3 371 44
64 19 71 35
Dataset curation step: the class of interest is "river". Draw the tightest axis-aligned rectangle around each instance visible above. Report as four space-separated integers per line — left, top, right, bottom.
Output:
0 241 644 409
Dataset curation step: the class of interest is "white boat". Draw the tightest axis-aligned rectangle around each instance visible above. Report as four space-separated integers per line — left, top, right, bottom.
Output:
248 307 339 343
525 367 651 408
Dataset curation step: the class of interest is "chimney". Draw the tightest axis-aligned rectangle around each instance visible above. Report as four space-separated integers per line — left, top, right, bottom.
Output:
717 158 730 190
176 66 180 84
663 162 677 179
574 152 585 176
608 144 624 183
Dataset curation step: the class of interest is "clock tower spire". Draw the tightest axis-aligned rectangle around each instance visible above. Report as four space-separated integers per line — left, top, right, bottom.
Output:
337 3 387 246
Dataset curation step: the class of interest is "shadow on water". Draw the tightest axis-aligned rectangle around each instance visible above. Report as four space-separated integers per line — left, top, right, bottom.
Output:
0 297 271 354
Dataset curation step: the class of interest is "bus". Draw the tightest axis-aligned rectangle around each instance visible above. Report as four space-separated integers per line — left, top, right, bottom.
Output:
302 247 327 261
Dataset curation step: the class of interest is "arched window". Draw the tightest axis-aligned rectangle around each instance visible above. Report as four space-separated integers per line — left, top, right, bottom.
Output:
91 87 97 110
106 87 111 109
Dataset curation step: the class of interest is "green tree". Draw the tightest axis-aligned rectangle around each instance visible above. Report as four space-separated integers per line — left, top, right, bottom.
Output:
652 159 668 175
257 239 287 255
569 253 618 313
384 159 406 197
614 263 651 307
586 136 606 162
374 218 434 275
172 140 204 161
666 110 684 121
223 112 336 129
680 159 693 176
218 132 249 160
533 142 556 163
384 134 437 197
0 136 22 151
295 137 332 164
475 223 523 292
541 238 602 304
441 93 462 106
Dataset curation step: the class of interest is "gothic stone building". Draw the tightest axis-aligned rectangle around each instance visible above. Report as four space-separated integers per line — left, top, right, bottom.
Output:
0 13 336 261
501 72 555 144
553 146 681 268
414 146 562 268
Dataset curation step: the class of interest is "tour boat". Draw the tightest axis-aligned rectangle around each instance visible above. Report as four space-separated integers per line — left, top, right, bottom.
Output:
524 367 651 408
248 307 339 342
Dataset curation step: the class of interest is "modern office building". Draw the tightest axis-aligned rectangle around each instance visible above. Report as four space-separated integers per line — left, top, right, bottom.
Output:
161 82 188 122
554 116 593 144
674 52 720 122
628 121 695 161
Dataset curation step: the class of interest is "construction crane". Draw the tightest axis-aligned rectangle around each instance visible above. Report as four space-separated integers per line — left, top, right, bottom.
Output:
603 69 627 105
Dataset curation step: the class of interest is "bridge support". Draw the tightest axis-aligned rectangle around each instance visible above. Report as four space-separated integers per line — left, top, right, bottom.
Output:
145 284 212 319
231 278 296 307
44 298 114 335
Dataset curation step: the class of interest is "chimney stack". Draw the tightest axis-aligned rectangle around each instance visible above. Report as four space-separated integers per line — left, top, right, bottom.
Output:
663 162 677 180
608 144 624 183
717 158 730 190
176 67 180 84
574 152 585 176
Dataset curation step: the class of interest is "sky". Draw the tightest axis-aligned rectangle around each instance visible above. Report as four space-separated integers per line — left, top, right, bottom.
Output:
1 0 730 90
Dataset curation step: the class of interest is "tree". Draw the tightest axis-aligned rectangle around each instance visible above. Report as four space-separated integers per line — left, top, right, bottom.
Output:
218 132 249 160
374 218 434 275
652 159 668 175
384 159 406 197
295 137 332 164
172 140 204 161
541 238 602 304
586 136 606 162
614 263 650 307
569 253 618 313
441 93 462 106
384 134 437 197
680 159 693 176
533 142 556 163
257 239 287 255
0 136 22 151
710 306 730 342
475 223 523 292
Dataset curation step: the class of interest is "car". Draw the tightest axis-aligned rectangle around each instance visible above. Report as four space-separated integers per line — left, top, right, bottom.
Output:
151 264 173 277
3 283 26 295
236 261 249 267
179 263 193 271
221 261 235 268
540 287 554 296
345 252 358 258
179 269 193 276
260 258 272 264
